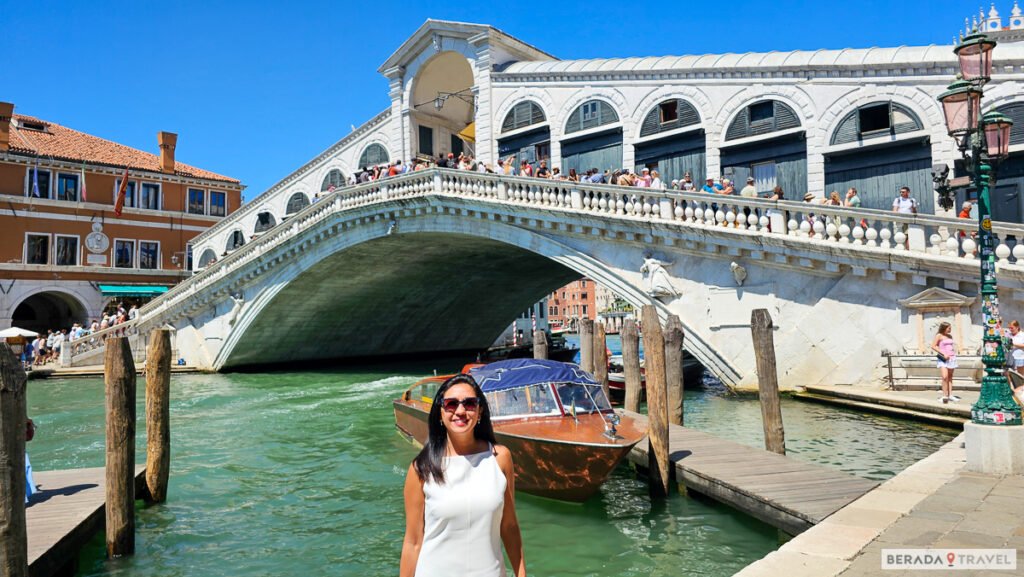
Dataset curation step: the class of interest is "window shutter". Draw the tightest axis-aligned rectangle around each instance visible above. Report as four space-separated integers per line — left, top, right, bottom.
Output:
831 110 861 145
774 102 800 130
891 104 923 135
725 108 750 141
640 106 661 137
678 101 700 127
998 103 1024 146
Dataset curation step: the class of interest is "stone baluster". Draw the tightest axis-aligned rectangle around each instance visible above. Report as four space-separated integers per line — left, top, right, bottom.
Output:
995 231 1012 266
1012 243 1024 265
838 222 851 243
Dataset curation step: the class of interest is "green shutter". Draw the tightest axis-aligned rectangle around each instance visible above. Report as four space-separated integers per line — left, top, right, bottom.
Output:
774 102 800 130
359 144 389 167
892 104 923 135
502 101 546 133
566 100 619 134
640 99 701 138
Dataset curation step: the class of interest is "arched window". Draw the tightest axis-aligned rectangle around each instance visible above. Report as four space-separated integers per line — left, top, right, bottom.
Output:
996 102 1024 146
639 99 701 137
285 192 310 215
358 144 389 168
254 212 277 234
830 102 924 145
501 101 546 133
226 230 245 252
564 100 619 135
321 169 345 192
198 249 217 268
725 100 801 141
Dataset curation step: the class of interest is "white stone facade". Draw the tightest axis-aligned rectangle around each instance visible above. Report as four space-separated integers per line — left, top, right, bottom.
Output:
187 20 1024 265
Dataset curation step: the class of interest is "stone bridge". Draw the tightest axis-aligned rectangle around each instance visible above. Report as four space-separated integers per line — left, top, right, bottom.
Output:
67 169 1024 390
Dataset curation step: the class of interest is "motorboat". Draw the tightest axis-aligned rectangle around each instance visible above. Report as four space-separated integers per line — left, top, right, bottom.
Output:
393 359 647 502
478 334 578 363
607 352 706 395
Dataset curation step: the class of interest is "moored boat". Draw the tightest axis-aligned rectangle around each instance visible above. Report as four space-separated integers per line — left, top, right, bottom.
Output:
393 359 647 502
606 351 706 395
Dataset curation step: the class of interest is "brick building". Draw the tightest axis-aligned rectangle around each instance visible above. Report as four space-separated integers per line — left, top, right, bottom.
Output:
0 101 243 333
547 278 596 332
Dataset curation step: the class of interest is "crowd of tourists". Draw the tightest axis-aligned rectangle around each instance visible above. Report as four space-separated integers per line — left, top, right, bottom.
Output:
20 303 138 368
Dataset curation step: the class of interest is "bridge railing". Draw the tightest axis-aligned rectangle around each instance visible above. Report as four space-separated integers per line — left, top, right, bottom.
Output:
65 167 1024 365
435 169 1024 264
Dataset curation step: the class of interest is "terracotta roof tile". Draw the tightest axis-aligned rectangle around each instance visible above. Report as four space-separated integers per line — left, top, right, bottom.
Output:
7 113 240 185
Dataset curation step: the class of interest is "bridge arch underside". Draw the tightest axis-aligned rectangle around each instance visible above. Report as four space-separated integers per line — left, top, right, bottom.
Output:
221 233 581 369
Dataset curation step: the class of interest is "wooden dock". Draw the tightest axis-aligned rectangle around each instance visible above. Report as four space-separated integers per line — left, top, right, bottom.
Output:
27 466 146 577
624 411 878 535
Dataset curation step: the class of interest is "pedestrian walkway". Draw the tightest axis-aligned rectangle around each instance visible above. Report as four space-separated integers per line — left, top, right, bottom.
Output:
735 433 966 576
838 472 1024 575
28 364 199 379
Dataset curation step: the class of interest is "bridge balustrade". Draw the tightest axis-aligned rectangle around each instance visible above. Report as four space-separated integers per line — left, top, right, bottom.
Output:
67 167 1024 367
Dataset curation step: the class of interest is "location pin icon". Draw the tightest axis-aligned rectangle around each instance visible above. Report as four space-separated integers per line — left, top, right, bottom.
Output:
947 551 956 566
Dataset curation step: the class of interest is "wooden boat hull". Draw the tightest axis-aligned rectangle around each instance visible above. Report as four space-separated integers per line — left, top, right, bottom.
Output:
393 400 645 502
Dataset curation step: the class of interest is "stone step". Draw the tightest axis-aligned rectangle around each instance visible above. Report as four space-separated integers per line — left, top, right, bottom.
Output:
890 381 981 392
792 392 967 428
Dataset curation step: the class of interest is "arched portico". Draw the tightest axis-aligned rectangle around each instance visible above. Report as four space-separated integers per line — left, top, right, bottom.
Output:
12 290 88 334
409 51 477 161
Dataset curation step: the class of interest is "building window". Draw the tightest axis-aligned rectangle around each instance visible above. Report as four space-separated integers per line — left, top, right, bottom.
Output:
581 279 587 288
26 234 49 264
139 241 159 270
115 179 137 208
581 293 588 300
254 212 276 234
56 173 79 201
749 101 774 124
321 169 345 192
139 183 160 210
226 230 245 251
659 101 678 124
54 235 79 266
582 305 589 316
210 191 226 217
188 188 206 215
27 168 51 198
418 125 434 156
114 240 135 268
582 101 599 121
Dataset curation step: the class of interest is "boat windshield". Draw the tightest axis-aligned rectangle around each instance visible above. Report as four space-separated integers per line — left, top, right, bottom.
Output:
411 379 441 403
487 384 561 419
555 383 612 414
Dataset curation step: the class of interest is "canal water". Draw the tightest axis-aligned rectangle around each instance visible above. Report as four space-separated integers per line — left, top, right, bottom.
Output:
27 361 955 577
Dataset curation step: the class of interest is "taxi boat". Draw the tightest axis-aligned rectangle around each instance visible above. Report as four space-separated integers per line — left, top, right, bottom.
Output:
393 359 647 502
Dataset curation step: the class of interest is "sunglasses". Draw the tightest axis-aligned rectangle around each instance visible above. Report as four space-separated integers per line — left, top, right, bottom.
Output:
441 397 480 412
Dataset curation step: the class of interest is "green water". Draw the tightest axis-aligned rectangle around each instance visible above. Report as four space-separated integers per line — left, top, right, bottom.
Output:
26 363 956 577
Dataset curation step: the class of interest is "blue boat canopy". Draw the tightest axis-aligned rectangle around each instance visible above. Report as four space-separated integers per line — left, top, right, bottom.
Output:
469 359 598 393
98 284 169 297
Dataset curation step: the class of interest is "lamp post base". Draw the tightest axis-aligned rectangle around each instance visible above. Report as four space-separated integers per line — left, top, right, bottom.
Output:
965 421 1024 474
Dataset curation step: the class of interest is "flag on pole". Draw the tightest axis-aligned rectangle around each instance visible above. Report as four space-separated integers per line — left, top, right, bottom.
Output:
511 321 518 346
31 162 40 198
114 166 129 216
80 161 88 202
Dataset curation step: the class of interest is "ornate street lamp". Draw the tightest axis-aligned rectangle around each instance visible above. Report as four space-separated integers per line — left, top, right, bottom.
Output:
938 31 1022 427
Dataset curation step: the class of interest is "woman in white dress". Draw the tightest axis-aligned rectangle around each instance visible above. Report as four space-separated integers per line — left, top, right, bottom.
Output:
400 374 527 577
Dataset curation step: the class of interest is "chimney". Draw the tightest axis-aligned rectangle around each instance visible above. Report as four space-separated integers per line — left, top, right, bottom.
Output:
0 102 14 153
158 131 177 174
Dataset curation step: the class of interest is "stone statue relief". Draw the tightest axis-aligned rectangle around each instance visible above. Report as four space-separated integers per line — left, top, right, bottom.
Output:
227 294 245 327
641 254 678 299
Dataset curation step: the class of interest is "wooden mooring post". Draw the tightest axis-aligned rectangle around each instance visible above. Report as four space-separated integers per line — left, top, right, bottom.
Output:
664 315 684 426
751 309 786 455
105 337 136 557
579 319 594 373
621 319 642 413
0 343 28 577
641 305 670 497
532 329 548 360
145 329 171 503
593 322 609 399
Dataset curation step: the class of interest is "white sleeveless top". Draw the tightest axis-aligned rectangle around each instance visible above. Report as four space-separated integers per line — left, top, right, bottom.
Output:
416 447 507 577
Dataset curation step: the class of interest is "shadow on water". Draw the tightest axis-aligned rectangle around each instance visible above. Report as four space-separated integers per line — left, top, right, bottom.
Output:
25 355 955 577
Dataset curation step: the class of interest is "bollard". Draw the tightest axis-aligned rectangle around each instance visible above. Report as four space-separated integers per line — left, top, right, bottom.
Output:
593 322 609 400
641 305 670 497
0 343 28 577
664 315 685 426
579 319 594 373
105 337 136 557
145 329 171 503
751 309 786 455
621 319 642 414
533 329 548 360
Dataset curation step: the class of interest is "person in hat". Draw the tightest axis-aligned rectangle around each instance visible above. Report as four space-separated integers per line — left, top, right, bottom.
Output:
740 177 758 198
701 177 716 194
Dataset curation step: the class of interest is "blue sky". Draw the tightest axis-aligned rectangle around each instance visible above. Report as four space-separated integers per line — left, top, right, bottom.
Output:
3 0 990 198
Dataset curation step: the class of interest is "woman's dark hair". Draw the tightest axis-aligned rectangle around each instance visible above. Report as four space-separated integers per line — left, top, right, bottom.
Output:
413 374 497 485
